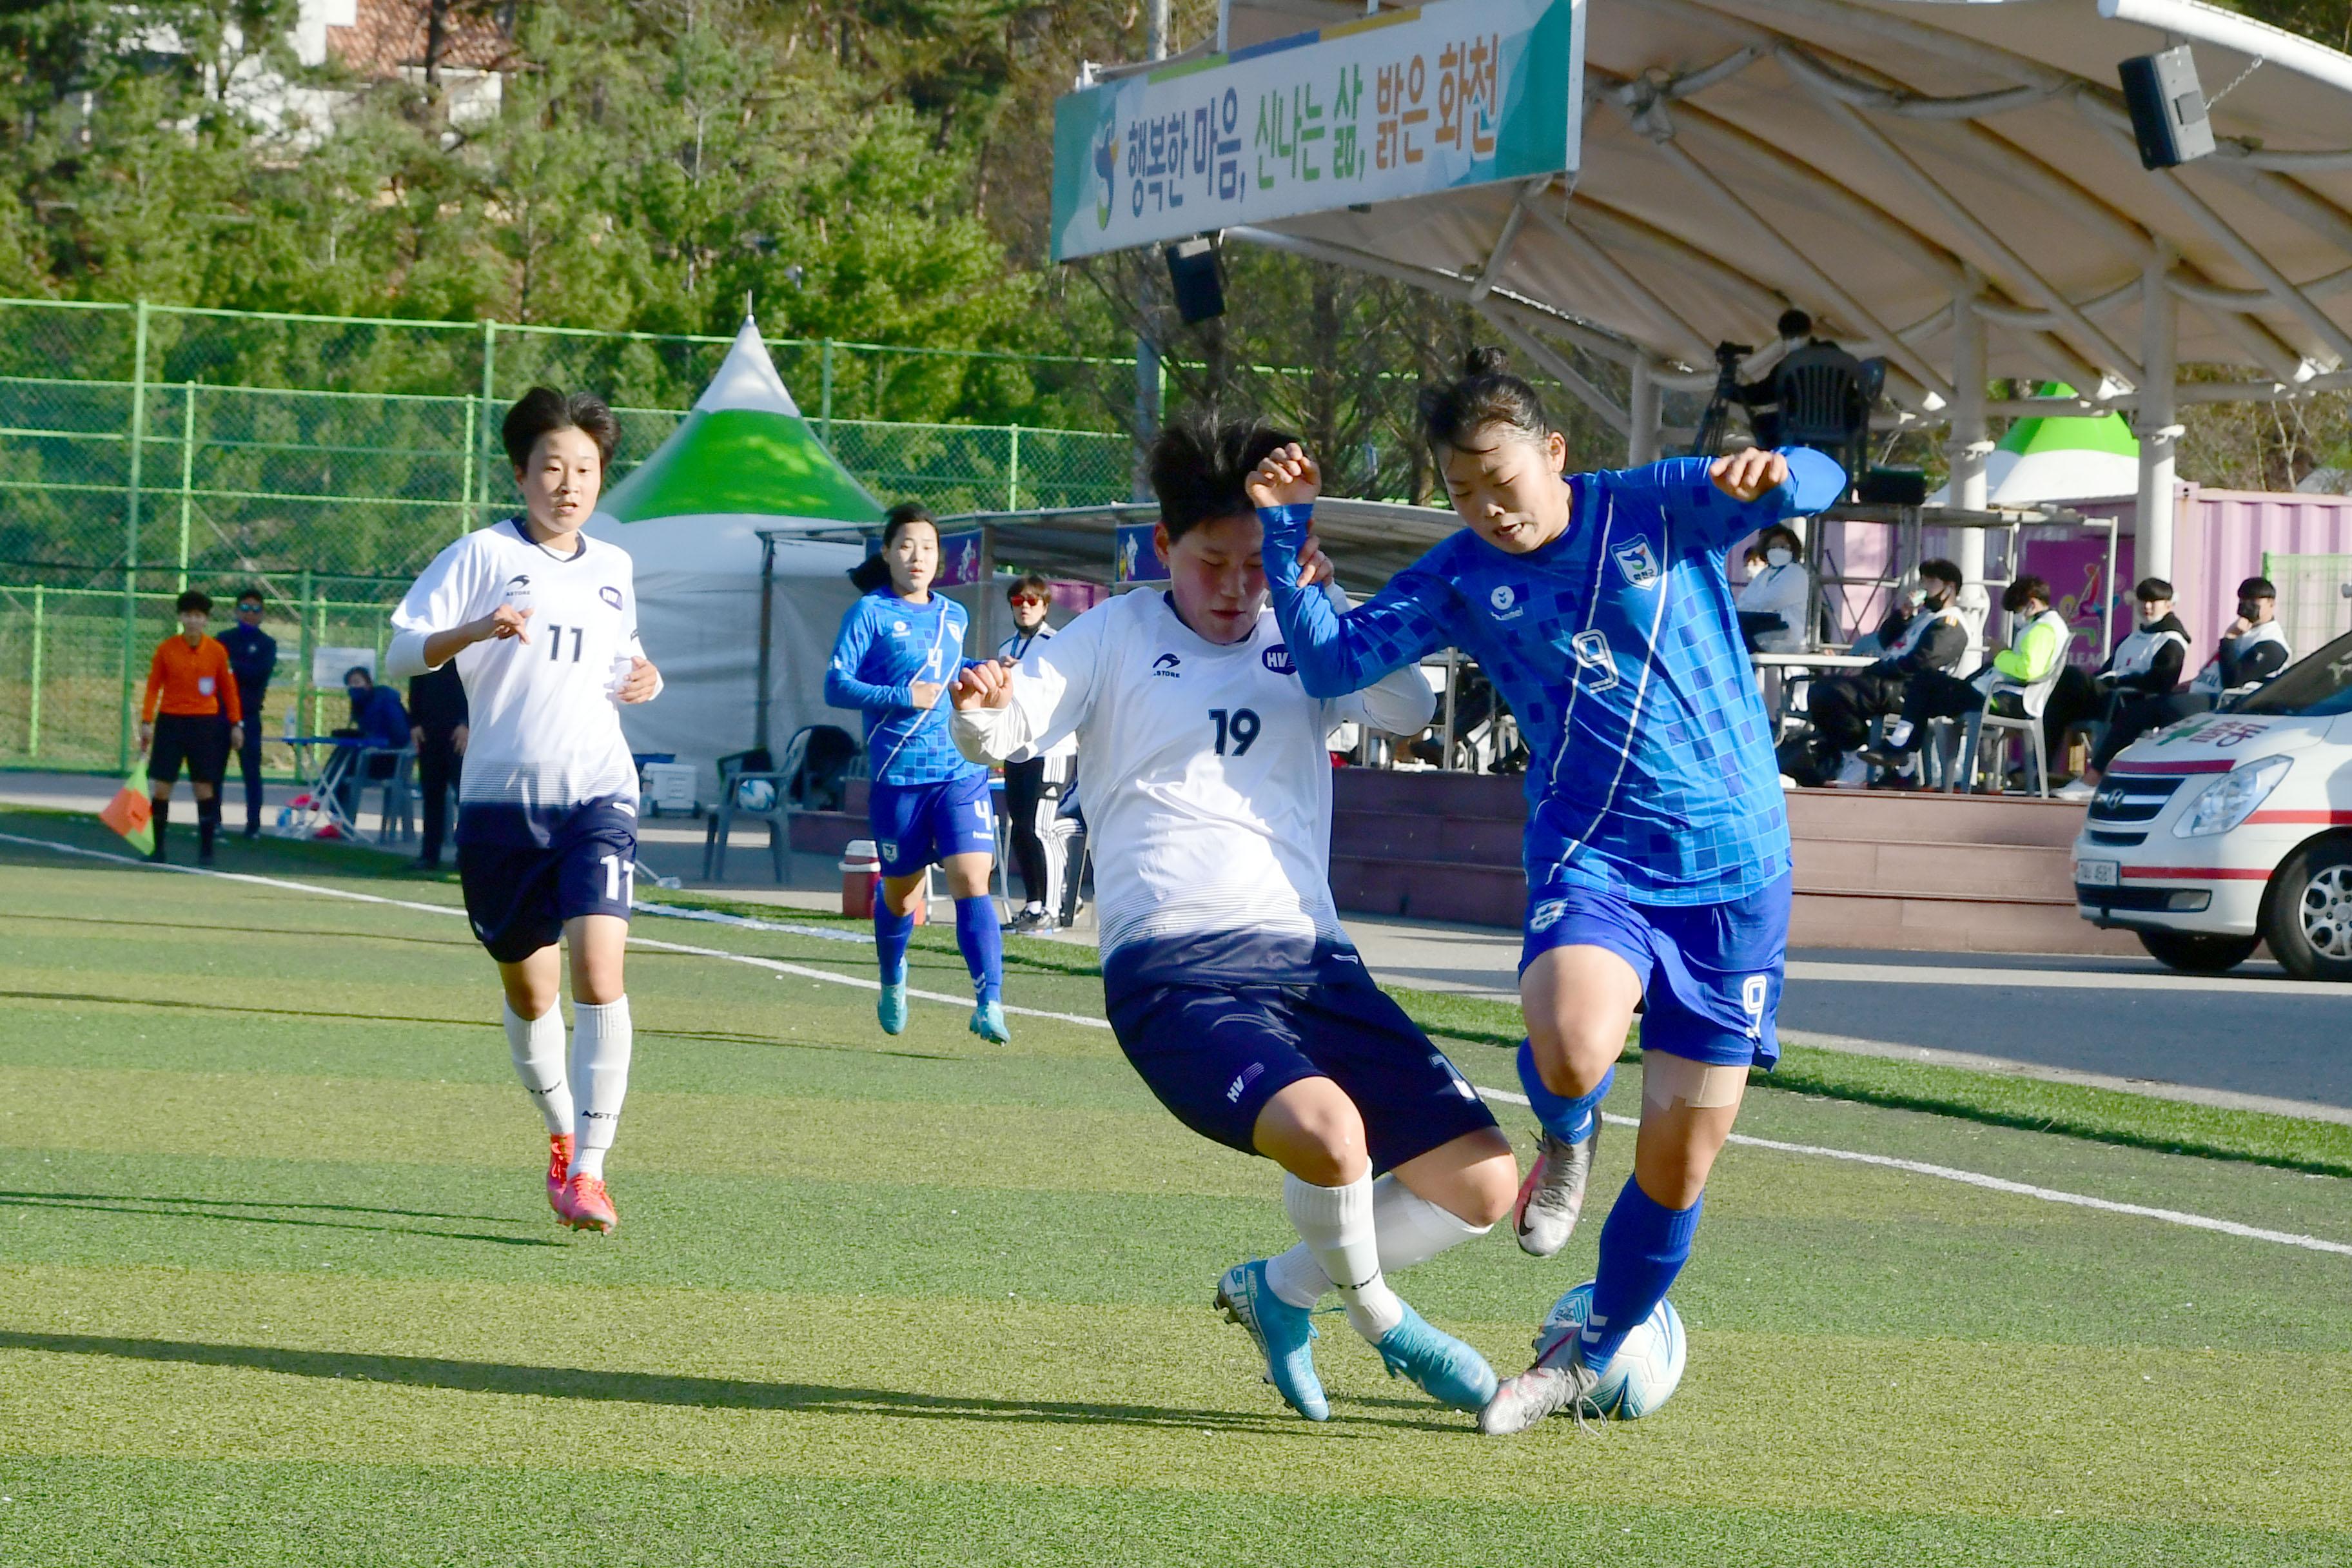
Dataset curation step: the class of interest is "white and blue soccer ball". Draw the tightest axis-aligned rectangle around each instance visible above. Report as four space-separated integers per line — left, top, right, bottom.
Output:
1535 1281 1687 1419
736 777 777 812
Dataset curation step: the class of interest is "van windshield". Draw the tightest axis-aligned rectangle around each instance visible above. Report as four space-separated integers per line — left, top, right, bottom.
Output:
2235 629 2352 717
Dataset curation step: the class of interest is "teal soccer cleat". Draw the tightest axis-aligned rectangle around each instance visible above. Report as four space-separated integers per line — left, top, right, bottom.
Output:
1215 1260 1328 1421
877 981 909 1035
968 998 1011 1043
1375 1302 1498 1413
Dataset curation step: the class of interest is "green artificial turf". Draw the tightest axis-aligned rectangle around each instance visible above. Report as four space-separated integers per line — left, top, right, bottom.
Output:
0 810 2348 1564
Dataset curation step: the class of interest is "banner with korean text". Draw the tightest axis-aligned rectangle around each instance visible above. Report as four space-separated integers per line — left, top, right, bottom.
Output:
1050 0 1582 262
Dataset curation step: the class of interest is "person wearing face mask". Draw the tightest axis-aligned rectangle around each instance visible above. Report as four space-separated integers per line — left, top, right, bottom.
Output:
1795 559 1968 786
1866 576 2071 781
1736 526 1810 655
2072 576 2290 792
2052 580 2190 801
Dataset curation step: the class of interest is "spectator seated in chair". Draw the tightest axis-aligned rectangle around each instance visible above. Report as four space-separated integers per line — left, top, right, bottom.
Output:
2064 576 2291 798
1864 576 2068 783
1736 524 1810 655
1788 558 1968 787
2050 580 2190 801
326 665 411 825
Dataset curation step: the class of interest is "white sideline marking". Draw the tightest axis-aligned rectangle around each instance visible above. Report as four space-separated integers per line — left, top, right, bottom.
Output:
3 830 2340 1253
1478 1087 2352 1259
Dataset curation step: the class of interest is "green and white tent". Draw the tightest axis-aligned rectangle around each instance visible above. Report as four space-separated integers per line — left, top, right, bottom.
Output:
1932 384 2141 505
586 317 879 798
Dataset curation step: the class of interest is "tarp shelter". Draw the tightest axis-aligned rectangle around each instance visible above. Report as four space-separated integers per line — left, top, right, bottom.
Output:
586 317 881 800
1929 384 2140 504
1060 0 2352 592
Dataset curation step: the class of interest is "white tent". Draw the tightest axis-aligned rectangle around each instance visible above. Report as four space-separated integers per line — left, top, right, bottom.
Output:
585 317 881 799
1929 384 2142 504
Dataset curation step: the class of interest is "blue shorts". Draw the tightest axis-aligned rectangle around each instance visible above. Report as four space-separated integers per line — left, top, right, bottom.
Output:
870 772 995 876
1104 965 1500 1169
455 798 637 963
1520 871 1792 1069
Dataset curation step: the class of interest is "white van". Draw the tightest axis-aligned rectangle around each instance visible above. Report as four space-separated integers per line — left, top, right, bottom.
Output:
2073 630 2352 979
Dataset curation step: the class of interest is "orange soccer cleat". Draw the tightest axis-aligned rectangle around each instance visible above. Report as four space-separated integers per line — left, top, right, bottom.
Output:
545 1133 576 1216
560 1173 617 1235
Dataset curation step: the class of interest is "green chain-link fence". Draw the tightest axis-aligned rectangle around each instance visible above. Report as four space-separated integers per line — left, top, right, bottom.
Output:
0 298 1137 774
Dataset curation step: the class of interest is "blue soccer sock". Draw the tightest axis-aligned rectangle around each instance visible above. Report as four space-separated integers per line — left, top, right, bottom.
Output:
1583 1177 1703 1375
1518 1041 1613 1146
953 895 1003 1004
874 903 914 987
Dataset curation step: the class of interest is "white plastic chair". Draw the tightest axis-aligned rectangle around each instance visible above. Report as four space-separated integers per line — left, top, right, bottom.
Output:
1959 622 2075 798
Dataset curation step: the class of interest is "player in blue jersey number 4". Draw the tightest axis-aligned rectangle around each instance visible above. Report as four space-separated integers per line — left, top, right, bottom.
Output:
1252 348 1835 1434
827 504 1009 1043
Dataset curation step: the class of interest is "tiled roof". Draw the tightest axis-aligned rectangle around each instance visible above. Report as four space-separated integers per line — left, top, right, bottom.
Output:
328 0 512 75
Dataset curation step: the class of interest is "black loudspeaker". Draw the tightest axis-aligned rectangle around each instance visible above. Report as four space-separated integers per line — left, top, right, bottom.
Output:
2119 47 2214 170
1164 237 1225 326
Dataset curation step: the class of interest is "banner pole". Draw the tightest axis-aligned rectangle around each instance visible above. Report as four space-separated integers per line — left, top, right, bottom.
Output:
117 299 150 774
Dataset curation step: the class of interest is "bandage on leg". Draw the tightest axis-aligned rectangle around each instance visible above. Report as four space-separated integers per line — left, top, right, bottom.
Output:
1640 1052 1747 1113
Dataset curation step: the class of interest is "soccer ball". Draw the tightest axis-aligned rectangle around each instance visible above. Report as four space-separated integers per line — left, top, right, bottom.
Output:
736 778 777 812
1534 1281 1687 1419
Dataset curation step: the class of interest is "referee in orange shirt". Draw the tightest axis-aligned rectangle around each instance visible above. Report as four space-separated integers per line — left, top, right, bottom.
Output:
139 590 244 866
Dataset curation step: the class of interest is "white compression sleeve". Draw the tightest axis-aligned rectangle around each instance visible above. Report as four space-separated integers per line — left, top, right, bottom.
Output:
1281 1171 1402 1340
1265 1174 1493 1310
503 1003 573 1137
568 997 633 1179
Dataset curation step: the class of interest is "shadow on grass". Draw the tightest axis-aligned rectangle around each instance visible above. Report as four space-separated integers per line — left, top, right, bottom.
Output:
0 1331 1453 1435
0 1189 564 1248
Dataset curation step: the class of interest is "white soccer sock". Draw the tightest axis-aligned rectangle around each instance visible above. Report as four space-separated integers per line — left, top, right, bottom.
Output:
1281 1171 1403 1340
567 997 632 1180
502 1003 573 1137
1265 1175 1493 1310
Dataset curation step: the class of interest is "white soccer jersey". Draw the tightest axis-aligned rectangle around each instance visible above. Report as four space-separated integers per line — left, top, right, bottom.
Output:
952 588 1433 961
385 518 653 810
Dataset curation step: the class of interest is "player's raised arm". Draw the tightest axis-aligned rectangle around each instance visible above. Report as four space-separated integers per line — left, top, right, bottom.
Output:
1250 444 1458 700
951 606 1103 767
1622 448 1827 554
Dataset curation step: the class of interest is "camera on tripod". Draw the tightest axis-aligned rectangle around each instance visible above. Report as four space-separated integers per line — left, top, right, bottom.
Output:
1689 340 1755 458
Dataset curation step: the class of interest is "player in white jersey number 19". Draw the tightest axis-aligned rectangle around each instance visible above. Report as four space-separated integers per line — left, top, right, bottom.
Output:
384 389 662 1236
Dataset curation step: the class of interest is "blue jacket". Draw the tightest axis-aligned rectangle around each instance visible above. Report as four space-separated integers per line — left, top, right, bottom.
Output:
217 621 277 698
824 587 984 786
345 685 410 751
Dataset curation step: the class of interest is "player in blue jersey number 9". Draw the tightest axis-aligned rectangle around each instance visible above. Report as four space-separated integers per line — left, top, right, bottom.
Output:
1253 347 1827 1434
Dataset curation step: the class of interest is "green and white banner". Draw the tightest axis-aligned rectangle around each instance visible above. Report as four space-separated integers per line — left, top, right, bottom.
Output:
1050 0 1582 262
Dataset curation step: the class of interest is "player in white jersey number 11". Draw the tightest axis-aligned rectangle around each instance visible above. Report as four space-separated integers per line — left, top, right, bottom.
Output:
384 388 662 1237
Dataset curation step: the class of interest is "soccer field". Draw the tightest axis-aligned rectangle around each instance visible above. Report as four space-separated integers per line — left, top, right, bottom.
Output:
0 810 2347 1566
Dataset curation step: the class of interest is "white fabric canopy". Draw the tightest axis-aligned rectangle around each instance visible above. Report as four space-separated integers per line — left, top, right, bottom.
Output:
1217 0 2352 415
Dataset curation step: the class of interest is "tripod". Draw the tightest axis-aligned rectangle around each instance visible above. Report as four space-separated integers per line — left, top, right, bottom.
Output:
1687 340 1754 458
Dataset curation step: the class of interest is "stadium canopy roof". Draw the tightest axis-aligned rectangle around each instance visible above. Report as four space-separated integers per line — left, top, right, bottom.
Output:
1075 0 2352 579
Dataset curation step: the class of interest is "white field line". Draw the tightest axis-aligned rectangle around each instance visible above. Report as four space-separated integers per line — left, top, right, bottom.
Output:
1476 1087 2352 1259
3 830 2342 1255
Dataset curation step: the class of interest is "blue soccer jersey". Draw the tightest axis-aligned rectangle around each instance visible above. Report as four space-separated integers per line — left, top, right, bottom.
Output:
825 587 985 787
1262 458 1804 905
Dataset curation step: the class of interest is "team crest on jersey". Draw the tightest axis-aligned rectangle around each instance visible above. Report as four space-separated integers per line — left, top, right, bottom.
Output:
1612 538 1662 588
1152 652 1182 679
890 620 910 637
1529 898 1569 932
1262 643 1296 675
599 586 623 611
1488 583 1525 622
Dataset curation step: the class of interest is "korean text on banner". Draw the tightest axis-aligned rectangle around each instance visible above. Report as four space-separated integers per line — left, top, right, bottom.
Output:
1050 0 1582 261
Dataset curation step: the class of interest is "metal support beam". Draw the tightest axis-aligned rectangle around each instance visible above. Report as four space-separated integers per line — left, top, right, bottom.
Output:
1466 180 1545 306
1480 306 1632 437
1949 289 1991 586
2138 253 2179 585
1629 358 1663 465
1525 204 1717 363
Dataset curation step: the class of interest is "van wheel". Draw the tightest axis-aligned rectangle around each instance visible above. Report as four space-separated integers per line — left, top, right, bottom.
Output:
2260 839 2352 982
2135 930 2259 974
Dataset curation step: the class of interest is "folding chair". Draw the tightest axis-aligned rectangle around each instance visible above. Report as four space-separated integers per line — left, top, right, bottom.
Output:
702 730 814 883
1958 625 2076 798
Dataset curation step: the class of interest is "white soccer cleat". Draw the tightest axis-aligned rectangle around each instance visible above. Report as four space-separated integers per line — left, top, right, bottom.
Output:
1513 1123 1600 1259
1479 1342 1602 1436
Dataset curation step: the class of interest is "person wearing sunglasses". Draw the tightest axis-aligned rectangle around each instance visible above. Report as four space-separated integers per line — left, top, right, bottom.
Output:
995 573 1075 933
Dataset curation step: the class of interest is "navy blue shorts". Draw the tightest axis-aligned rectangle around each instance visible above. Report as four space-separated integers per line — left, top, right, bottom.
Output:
455 798 637 963
870 772 995 876
1520 870 1792 1069
1105 968 1500 1170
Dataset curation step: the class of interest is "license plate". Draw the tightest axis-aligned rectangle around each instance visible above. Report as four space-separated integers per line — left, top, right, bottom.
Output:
2075 859 2119 887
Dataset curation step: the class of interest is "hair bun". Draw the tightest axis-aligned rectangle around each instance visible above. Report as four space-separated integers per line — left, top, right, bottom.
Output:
1462 346 1512 379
